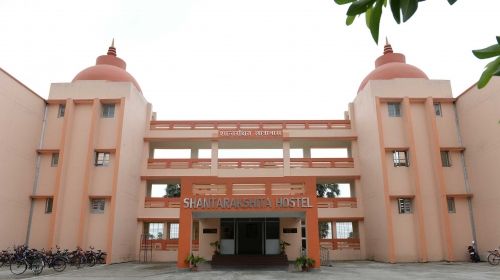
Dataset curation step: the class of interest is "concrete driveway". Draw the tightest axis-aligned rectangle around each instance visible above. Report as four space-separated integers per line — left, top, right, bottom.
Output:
0 261 499 280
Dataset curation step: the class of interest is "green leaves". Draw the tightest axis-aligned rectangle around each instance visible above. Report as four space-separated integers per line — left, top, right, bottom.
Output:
477 57 500 89
369 0 384 43
346 15 357 25
400 0 418 22
334 0 356 4
334 0 459 44
346 0 377 16
390 0 401 23
472 44 500 59
473 37 500 89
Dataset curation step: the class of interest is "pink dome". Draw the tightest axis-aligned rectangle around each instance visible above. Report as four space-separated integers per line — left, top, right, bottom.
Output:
358 42 428 93
73 41 142 92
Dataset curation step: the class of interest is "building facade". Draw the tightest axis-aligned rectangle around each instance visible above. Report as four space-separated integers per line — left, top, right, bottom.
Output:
1 42 499 268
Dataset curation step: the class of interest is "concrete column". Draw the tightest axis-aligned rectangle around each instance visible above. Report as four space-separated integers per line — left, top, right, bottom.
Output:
305 177 320 268
211 141 218 176
303 148 311 158
177 177 193 268
191 148 198 159
283 141 290 176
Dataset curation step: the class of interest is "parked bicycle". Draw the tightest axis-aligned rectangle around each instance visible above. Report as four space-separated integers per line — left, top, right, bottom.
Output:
9 245 44 275
96 249 107 264
487 247 500 265
1 245 106 275
41 248 67 272
0 248 12 267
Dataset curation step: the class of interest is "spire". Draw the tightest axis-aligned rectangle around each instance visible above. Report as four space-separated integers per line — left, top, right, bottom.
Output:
383 37 393 55
107 38 117 56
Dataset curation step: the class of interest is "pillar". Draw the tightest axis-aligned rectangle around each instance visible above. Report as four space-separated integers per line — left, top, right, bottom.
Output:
305 177 320 268
283 141 290 176
210 141 218 176
177 178 193 268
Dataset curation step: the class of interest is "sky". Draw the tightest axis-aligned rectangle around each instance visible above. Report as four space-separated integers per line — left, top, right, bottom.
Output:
1 0 499 120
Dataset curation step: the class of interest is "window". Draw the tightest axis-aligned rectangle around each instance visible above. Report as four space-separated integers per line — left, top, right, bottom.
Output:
447 198 456 213
318 221 332 239
146 223 165 239
51 153 59 167
95 152 110 166
336 222 355 239
169 223 179 239
101 104 115 118
393 151 409 167
441 151 451 167
388 102 401 117
398 198 412 214
434 103 442 116
45 198 53 213
90 199 105 214
57 104 65 118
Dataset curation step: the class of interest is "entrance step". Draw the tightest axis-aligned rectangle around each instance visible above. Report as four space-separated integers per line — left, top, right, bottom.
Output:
211 254 289 269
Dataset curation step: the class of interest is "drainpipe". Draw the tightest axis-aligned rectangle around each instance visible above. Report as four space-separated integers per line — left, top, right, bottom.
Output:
25 104 48 245
453 102 478 250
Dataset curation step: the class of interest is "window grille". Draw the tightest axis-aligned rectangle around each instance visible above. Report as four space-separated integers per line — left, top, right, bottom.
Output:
101 104 115 118
388 103 401 117
393 151 409 167
90 199 105 214
398 198 412 214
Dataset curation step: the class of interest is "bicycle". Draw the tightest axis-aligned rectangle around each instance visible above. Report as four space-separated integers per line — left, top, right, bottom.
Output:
41 248 67 272
85 246 98 267
487 247 500 265
9 246 44 275
0 248 12 267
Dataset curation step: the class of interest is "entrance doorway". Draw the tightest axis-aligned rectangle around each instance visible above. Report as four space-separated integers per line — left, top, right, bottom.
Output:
237 221 262 254
220 218 280 255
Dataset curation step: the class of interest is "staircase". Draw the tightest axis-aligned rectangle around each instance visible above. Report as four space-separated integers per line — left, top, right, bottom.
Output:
211 254 289 269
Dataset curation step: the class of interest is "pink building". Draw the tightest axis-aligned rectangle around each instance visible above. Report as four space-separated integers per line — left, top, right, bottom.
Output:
0 42 499 267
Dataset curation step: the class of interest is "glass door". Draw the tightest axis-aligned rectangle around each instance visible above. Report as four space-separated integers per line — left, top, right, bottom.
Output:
265 218 280 255
220 219 235 255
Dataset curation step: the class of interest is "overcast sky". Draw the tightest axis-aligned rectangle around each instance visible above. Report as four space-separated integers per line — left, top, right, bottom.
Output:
1 0 499 120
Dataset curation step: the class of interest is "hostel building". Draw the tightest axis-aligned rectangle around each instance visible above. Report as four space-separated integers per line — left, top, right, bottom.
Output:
1 42 499 268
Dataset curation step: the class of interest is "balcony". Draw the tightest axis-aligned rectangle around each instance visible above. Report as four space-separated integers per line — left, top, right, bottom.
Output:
320 238 361 250
150 120 351 130
146 120 356 140
145 197 181 208
144 157 358 178
316 197 357 208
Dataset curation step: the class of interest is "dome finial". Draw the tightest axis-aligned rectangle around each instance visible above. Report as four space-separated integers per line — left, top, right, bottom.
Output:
384 37 393 55
107 38 117 56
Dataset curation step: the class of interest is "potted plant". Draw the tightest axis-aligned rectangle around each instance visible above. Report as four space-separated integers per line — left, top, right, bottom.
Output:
279 240 290 256
209 240 220 255
185 253 205 271
295 256 316 272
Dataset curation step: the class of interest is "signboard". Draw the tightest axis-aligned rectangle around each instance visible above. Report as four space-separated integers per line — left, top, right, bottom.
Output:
218 129 283 138
182 196 312 209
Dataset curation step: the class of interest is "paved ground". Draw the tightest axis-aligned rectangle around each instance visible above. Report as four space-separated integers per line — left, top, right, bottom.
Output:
1 261 499 280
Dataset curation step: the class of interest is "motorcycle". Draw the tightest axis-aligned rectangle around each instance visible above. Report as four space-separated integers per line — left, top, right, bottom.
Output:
468 242 480 263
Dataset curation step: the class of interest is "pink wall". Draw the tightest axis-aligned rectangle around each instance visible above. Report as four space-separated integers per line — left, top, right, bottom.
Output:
456 77 500 257
0 69 45 249
109 86 150 262
352 85 391 262
28 199 51 249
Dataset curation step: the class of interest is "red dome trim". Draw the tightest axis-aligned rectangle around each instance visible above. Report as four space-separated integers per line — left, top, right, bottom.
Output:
72 42 142 92
358 43 428 93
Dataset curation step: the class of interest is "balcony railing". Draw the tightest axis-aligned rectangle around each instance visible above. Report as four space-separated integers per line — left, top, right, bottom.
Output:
320 238 361 250
147 158 354 169
150 120 351 130
317 197 357 208
144 197 181 208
